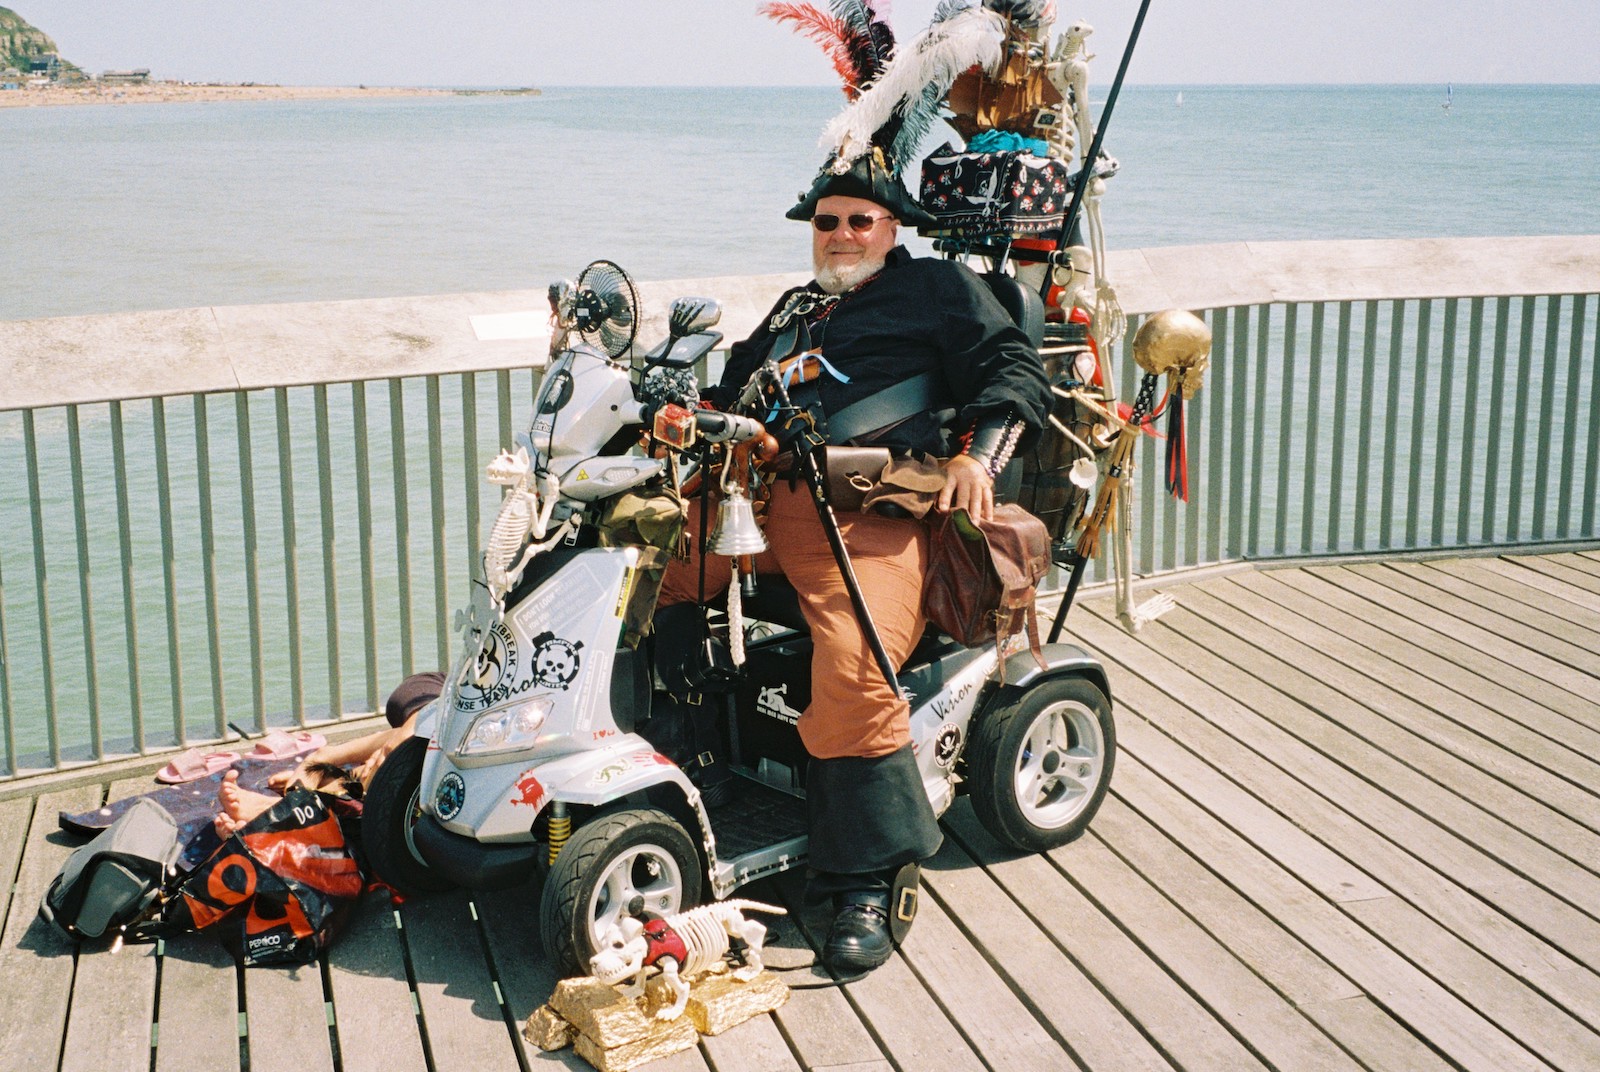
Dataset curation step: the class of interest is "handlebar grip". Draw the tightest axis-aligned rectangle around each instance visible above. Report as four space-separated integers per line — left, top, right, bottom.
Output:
693 410 766 444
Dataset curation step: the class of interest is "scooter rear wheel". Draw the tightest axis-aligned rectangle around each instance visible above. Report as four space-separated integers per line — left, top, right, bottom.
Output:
967 676 1115 852
363 735 456 895
539 806 702 977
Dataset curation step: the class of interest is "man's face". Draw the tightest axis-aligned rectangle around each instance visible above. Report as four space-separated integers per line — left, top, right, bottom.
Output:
812 194 898 294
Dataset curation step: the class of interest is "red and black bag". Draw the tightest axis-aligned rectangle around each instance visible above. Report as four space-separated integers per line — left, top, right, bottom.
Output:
923 504 1051 679
160 786 364 966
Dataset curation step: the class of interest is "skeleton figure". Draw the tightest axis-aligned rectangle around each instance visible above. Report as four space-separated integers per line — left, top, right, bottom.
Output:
588 900 784 1021
482 446 561 605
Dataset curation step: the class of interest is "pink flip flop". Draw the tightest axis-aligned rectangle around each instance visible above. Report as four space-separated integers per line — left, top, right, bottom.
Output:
246 729 326 761
155 748 241 784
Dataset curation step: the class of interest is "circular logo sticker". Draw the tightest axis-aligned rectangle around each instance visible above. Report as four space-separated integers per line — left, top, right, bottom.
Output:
933 724 963 768
530 632 584 691
457 622 519 712
435 772 466 822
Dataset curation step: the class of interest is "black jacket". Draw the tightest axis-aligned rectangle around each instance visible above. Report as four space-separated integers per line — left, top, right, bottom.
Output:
715 246 1050 455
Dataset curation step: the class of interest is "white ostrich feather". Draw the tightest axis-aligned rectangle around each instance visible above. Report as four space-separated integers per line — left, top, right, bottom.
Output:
821 5 1006 169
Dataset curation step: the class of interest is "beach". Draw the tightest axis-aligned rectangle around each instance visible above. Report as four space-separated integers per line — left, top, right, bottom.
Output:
0 82 508 108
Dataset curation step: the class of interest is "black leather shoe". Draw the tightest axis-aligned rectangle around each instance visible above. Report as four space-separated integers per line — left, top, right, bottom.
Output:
824 891 894 972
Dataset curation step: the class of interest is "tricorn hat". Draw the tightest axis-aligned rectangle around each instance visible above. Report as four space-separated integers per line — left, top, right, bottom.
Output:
786 146 938 227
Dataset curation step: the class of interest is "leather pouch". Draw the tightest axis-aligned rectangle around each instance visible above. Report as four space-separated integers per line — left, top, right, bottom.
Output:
821 446 892 513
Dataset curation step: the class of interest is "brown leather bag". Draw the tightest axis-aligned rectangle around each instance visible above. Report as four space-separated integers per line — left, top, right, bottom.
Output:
923 504 1051 679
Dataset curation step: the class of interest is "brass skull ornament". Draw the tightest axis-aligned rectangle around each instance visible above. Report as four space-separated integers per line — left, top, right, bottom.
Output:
1132 309 1212 399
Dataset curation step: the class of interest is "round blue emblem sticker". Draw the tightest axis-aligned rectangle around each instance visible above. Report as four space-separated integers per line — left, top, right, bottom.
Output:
436 772 466 821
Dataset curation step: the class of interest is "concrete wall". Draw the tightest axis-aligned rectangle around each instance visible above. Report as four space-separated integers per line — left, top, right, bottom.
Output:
4 234 1598 413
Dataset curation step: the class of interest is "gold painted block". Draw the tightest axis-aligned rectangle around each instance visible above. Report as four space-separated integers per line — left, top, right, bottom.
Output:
686 970 790 1036
573 1015 698 1072
550 976 652 1048
522 1003 576 1051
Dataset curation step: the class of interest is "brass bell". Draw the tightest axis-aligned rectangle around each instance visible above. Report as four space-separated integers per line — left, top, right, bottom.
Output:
708 488 769 556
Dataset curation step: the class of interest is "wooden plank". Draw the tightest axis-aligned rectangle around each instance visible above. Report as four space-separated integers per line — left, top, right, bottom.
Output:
759 909 886 1072
1397 560 1600 651
1429 557 1600 635
155 933 243 1072
1479 554 1600 613
0 797 34 934
244 961 335 1072
60 775 159 1072
774 873 988 1072
1089 794 1362 1008
1109 754 1551 1072
326 890 430 1072
1353 561 1600 673
1156 592 1600 893
1506 554 1600 595
877 875 1085 1071
0 785 100 1072
1078 608 1600 976
1197 575 1600 828
1547 551 1600 580
698 1009 802 1072
1306 564 1599 706
401 889 522 1071
1259 567 1600 734
924 809 1176 1072
1295 995 1457 1072
1341 893 1600 1070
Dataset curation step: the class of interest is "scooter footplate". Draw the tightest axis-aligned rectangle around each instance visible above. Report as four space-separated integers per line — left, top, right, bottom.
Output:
711 778 807 860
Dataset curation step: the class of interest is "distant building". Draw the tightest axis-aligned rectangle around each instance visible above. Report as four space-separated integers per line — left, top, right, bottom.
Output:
27 53 59 77
100 69 151 85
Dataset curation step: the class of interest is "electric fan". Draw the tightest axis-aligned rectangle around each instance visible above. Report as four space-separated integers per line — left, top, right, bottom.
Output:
571 260 639 359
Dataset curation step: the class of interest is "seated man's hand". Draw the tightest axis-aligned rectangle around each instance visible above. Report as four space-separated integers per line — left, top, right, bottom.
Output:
937 454 995 523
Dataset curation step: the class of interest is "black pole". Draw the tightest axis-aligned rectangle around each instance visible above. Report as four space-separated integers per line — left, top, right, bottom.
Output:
1046 552 1088 644
1042 0 1154 299
761 365 901 694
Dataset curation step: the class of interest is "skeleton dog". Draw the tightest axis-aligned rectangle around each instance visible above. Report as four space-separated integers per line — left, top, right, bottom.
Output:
588 899 785 1021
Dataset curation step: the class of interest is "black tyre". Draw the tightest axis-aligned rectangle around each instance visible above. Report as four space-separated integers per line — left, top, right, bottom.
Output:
968 676 1115 853
362 735 456 895
539 807 702 976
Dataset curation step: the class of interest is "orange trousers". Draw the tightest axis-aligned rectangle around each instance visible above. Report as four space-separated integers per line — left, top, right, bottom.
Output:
658 481 928 759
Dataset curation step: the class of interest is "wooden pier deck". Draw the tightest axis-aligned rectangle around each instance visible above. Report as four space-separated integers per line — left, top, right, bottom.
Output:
3 548 1599 1072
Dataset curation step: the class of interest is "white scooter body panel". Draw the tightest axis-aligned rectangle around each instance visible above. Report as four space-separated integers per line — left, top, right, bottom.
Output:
905 647 998 815
424 546 641 842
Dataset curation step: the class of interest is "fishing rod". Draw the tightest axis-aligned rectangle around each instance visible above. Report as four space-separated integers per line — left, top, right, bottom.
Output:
1045 0 1154 643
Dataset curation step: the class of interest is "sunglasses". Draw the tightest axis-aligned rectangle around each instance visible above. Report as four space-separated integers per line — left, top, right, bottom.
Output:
812 213 893 233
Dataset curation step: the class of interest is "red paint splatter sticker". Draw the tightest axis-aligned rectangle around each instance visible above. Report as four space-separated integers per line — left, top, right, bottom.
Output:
511 771 546 809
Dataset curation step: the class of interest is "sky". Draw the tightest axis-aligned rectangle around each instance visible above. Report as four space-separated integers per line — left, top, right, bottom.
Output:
9 1 1599 87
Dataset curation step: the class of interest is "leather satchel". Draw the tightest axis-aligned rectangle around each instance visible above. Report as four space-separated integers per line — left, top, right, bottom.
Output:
821 446 892 513
923 504 1051 679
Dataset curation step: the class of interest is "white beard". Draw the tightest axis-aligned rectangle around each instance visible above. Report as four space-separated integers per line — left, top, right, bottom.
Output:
814 253 887 295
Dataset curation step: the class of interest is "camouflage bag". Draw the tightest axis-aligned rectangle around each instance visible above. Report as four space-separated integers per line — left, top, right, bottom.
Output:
596 486 689 648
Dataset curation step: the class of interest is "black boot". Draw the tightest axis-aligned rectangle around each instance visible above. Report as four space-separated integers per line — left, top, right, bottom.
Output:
824 891 894 972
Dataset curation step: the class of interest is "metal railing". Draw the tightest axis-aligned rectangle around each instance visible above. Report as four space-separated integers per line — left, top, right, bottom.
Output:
2 261 1597 777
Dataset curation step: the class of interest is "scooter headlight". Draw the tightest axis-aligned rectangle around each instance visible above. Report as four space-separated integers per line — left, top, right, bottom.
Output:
459 697 554 755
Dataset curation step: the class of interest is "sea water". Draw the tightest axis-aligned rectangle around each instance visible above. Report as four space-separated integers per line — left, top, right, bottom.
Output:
4 84 1599 322
2 84 1598 766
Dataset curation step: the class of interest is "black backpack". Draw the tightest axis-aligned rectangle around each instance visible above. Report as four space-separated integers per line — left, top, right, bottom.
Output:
40 797 180 941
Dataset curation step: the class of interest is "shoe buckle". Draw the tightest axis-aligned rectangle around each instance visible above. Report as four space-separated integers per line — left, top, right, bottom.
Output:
695 751 716 770
896 887 918 924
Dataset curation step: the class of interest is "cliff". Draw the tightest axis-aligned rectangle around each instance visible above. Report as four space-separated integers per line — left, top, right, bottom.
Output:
0 7 68 73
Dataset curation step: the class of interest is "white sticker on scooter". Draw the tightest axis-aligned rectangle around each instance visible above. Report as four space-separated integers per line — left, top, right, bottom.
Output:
456 622 521 712
529 632 584 690
756 685 804 726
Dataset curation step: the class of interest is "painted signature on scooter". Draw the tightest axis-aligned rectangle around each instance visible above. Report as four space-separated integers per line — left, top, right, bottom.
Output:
928 677 977 722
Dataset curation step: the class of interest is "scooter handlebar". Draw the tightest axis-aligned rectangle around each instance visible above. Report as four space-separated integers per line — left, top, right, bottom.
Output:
692 409 766 444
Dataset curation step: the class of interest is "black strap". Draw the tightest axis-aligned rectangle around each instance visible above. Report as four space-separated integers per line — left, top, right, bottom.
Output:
826 371 939 445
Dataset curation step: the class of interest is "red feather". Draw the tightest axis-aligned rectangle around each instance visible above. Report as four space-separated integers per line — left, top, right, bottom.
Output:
761 0 891 99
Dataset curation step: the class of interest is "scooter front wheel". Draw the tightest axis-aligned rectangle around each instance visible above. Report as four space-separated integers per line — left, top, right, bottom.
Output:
968 676 1115 853
363 735 457 895
539 806 702 976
